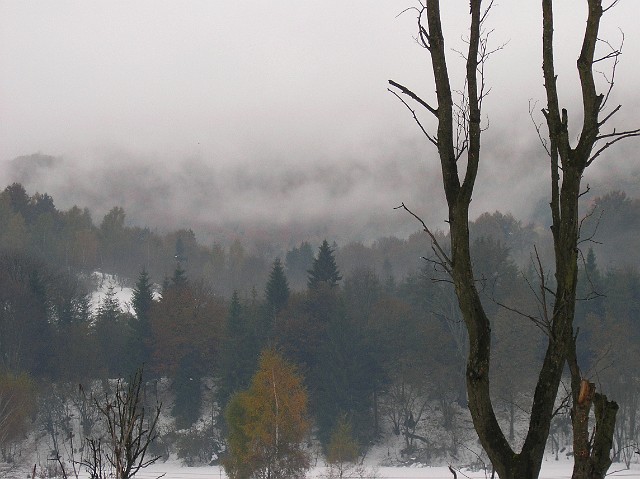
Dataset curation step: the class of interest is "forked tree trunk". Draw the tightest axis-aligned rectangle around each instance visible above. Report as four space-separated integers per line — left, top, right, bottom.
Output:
389 0 636 477
542 1 621 476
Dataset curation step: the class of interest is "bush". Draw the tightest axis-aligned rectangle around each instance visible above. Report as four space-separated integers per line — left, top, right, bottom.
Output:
176 425 222 466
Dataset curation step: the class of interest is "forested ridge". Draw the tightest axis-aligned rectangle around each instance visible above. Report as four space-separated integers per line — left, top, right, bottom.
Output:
1 182 639 468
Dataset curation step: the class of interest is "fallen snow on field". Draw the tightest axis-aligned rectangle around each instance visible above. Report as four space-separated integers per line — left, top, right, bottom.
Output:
130 458 640 479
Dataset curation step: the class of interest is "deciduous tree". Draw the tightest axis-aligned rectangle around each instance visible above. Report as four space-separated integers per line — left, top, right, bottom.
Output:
389 1 637 477
82 368 161 479
0 371 36 462
223 349 310 479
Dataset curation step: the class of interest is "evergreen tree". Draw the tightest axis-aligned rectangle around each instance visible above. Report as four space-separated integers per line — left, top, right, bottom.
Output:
172 350 202 429
129 269 155 370
94 282 131 376
175 236 187 264
218 291 258 409
313 311 377 447
307 239 342 290
96 282 122 323
306 241 342 328
265 258 290 314
2 183 30 219
132 269 154 323
170 264 188 290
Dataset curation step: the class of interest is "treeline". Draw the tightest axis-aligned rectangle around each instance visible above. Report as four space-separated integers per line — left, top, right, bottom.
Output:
0 182 549 294
1 183 640 466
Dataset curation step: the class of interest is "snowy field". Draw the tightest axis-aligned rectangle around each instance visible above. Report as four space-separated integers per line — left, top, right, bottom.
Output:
128 459 640 479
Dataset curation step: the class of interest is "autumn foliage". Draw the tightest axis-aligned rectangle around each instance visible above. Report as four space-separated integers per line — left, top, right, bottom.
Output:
0 371 36 461
224 349 310 479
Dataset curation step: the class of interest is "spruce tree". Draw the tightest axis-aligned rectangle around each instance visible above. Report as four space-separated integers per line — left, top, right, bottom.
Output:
94 282 129 376
218 291 257 408
265 258 290 314
129 269 155 370
307 240 342 289
132 269 154 322
170 264 188 290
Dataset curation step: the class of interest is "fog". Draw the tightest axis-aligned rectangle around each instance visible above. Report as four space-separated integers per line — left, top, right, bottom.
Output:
2 1 639 244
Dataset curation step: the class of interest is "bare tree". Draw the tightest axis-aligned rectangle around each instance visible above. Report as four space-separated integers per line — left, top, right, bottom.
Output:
81 369 161 479
389 1 638 478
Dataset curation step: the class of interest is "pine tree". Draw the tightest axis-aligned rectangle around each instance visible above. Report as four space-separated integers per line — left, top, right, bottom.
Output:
129 269 155 370
94 282 130 376
307 240 342 289
96 282 122 323
132 269 154 322
170 264 188 290
265 258 290 314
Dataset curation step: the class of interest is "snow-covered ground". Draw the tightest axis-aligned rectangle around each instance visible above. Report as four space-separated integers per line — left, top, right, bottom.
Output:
129 458 640 479
89 272 135 314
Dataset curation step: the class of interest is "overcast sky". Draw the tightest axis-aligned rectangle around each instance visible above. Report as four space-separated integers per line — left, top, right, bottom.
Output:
1 1 639 242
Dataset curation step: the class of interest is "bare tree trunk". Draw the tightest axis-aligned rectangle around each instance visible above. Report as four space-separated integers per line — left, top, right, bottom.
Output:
541 1 629 476
391 2 557 476
390 0 637 477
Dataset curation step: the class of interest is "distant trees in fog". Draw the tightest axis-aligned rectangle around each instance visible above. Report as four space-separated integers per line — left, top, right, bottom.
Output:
1 182 640 466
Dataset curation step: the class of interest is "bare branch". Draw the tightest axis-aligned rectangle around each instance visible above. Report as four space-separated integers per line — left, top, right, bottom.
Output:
388 88 438 147
417 6 431 51
494 298 550 337
577 205 604 246
588 129 640 166
552 392 572 419
388 79 438 117
597 104 620 127
394 202 452 273
480 0 495 25
602 0 620 14
529 100 551 157
595 30 624 111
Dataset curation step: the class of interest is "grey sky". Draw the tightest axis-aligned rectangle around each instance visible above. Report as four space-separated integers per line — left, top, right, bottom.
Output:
1 1 639 242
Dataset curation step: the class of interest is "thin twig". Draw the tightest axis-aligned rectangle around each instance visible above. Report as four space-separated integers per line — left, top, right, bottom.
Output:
394 202 452 274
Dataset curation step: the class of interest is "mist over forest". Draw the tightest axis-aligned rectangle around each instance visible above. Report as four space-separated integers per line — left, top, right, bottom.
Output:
3 1 640 475
4 149 640 252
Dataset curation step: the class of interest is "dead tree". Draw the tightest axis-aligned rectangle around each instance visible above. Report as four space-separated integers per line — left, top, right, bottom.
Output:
389 1 638 478
541 1 635 477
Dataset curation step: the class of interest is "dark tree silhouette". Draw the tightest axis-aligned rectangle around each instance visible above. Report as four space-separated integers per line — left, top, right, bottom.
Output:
307 240 342 290
265 257 290 315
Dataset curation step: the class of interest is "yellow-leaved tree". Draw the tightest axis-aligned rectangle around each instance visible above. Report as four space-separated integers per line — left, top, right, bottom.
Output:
223 349 310 479
0 371 36 462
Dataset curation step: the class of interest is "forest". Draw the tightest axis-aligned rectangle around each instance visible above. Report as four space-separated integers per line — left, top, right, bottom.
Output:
1 182 639 470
